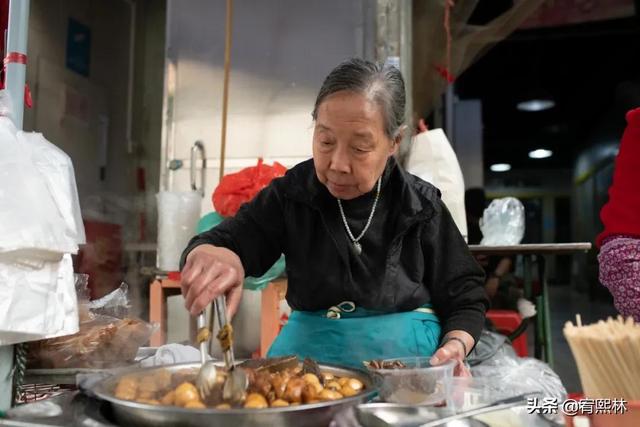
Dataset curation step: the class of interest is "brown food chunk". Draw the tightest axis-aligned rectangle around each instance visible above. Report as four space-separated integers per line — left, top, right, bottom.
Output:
340 384 358 397
248 370 273 396
160 390 175 406
174 382 200 407
114 376 138 401
283 378 305 403
318 389 343 401
301 383 318 403
270 399 289 407
244 393 269 409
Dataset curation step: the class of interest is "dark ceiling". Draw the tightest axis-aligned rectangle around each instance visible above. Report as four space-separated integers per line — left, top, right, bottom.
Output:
455 13 640 173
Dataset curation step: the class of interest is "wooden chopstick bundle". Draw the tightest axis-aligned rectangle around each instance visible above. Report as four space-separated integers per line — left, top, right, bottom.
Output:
563 316 640 400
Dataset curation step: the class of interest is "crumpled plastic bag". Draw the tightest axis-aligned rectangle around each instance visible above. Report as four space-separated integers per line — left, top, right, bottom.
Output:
469 338 567 425
212 158 287 217
480 197 525 245
139 343 202 367
27 280 155 369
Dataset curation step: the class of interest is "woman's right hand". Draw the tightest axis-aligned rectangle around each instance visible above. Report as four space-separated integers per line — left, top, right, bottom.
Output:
180 244 245 319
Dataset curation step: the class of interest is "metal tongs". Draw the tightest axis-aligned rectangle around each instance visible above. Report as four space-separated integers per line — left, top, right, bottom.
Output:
213 295 248 402
195 296 248 403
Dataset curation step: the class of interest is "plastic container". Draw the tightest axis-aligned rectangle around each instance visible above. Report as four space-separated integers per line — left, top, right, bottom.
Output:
156 191 201 272
368 358 456 405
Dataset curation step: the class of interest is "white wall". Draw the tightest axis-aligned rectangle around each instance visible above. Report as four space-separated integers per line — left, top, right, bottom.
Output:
26 0 135 204
162 0 376 214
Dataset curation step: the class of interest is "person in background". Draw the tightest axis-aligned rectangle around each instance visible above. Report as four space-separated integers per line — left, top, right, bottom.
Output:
597 107 640 322
179 58 489 374
465 188 536 318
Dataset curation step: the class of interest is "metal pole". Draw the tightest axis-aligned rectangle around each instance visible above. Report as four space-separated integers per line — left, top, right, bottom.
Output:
5 0 29 128
0 0 31 411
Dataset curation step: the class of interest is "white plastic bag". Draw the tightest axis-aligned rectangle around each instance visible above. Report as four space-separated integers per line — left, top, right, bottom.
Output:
0 254 79 345
156 191 202 271
406 129 468 241
18 131 86 246
0 89 82 345
0 117 76 262
480 197 526 245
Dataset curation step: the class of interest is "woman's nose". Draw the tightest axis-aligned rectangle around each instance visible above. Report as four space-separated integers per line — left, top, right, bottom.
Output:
329 146 351 174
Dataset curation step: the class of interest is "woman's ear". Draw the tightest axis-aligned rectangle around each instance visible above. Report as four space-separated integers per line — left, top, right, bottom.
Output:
389 125 407 155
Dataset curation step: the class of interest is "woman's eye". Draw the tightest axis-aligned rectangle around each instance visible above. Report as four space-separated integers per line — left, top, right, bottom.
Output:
353 147 368 153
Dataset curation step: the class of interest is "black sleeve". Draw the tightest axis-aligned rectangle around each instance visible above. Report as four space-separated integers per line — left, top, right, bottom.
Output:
422 199 489 344
179 179 286 277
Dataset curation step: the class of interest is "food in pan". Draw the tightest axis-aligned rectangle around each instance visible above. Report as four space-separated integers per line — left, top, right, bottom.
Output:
363 359 407 369
112 362 366 409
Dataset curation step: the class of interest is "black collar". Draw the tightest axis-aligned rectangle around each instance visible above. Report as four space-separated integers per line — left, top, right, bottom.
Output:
284 157 435 222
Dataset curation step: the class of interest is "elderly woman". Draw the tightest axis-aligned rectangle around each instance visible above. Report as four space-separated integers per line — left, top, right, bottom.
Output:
180 58 488 373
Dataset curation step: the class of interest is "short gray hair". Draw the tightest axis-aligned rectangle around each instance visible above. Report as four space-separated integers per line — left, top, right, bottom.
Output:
312 58 406 140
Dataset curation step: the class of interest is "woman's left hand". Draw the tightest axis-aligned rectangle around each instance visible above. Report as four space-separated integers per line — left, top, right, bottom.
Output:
429 331 474 377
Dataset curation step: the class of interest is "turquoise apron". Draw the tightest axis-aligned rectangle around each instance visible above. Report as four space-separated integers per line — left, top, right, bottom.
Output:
267 302 441 368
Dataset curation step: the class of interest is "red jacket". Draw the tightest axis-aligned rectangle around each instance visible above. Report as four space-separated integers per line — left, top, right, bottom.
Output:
597 108 640 247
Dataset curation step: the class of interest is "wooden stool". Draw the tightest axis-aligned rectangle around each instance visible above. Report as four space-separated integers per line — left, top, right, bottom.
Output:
149 275 196 347
259 278 288 357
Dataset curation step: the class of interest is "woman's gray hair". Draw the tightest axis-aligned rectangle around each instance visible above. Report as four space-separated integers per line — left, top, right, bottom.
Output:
312 58 406 140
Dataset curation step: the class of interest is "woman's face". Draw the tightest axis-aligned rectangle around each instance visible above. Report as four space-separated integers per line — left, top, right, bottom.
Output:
312 90 399 200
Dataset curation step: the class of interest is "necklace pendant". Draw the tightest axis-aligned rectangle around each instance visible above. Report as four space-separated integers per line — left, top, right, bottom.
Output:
353 241 362 255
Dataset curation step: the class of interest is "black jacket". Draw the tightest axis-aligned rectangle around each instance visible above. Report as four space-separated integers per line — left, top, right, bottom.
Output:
181 158 489 343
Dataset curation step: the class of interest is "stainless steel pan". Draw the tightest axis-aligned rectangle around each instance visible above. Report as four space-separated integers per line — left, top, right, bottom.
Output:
89 362 377 427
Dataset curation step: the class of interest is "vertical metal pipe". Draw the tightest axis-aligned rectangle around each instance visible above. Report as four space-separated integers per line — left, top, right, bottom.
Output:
445 84 454 144
1 0 31 410
0 345 13 411
399 0 412 162
5 0 30 128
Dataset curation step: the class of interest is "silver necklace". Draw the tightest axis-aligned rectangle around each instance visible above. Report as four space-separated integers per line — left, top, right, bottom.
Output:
337 177 382 255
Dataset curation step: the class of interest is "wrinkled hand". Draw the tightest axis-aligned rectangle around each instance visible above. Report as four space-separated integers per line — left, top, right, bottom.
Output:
180 244 245 318
429 333 473 377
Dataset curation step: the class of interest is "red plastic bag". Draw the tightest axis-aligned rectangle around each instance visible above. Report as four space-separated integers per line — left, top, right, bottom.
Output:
213 159 287 217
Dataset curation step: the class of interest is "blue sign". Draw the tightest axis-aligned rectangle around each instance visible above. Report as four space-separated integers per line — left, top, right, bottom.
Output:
66 18 91 77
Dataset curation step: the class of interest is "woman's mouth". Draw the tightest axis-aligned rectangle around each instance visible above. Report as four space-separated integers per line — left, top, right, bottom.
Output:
327 180 352 190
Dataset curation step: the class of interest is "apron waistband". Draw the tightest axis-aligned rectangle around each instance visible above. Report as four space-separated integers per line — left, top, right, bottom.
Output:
326 301 434 319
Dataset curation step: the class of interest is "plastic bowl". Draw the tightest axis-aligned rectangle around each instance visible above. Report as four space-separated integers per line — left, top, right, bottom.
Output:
367 357 456 405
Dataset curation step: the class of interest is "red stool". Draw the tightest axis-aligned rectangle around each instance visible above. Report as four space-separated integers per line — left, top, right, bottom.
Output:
486 309 528 357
